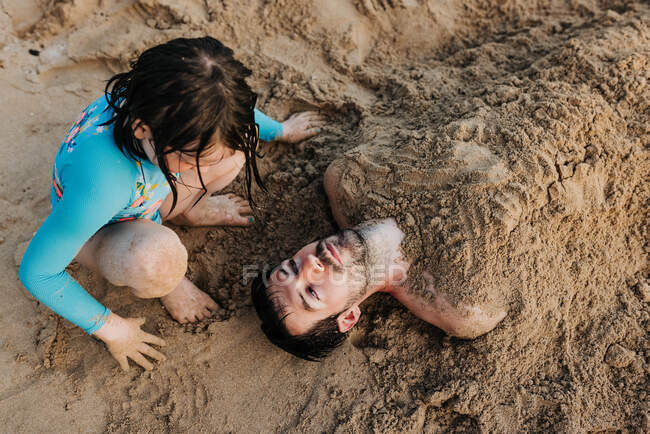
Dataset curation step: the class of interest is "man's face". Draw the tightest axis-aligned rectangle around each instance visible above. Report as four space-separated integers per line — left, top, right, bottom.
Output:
266 229 368 335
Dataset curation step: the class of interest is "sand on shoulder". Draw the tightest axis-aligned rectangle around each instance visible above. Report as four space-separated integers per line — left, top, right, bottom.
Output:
0 0 647 432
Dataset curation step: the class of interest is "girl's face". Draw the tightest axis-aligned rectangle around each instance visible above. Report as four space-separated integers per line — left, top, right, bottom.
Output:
133 120 231 173
164 142 233 173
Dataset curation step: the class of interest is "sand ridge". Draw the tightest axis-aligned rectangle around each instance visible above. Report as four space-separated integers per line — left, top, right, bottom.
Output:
0 0 648 432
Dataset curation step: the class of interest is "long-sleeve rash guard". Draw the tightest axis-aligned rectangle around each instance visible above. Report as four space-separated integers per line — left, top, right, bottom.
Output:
19 95 283 334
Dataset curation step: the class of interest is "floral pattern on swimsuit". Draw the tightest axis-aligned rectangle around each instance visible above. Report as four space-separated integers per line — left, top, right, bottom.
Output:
110 160 171 224
52 97 172 225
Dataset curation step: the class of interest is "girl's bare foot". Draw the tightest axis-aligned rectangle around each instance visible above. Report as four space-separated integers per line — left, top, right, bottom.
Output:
170 193 254 227
160 277 219 323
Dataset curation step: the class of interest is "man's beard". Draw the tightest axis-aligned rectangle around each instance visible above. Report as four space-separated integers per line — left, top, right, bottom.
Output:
315 229 371 305
316 229 366 271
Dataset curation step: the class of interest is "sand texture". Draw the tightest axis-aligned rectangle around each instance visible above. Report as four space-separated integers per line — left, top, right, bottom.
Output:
0 0 648 432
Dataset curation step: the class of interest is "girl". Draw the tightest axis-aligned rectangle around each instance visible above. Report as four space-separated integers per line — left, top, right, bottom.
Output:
19 37 324 371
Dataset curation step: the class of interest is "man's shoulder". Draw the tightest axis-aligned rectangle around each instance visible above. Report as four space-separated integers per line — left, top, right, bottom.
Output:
354 218 405 245
355 218 401 231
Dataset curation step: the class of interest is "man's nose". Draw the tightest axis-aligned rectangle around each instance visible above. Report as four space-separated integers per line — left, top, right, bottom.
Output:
302 254 324 276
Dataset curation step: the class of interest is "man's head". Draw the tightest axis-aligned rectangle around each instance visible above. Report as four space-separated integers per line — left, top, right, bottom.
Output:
251 229 371 360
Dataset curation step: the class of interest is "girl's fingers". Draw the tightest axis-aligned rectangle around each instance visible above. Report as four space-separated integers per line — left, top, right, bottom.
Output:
300 120 324 132
137 343 166 362
233 215 253 226
292 111 323 124
228 195 246 203
206 298 219 311
130 352 154 371
141 332 166 347
202 307 213 318
304 114 324 122
117 355 130 371
304 113 324 121
303 128 321 138
307 116 326 124
302 124 325 133
238 205 253 214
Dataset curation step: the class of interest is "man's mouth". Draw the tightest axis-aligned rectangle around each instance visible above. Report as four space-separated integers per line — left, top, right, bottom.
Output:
324 241 342 266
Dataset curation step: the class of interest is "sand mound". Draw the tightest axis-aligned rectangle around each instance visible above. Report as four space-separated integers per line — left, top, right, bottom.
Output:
0 0 647 432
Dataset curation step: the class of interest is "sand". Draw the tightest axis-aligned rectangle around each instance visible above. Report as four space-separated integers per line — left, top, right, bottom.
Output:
0 0 648 432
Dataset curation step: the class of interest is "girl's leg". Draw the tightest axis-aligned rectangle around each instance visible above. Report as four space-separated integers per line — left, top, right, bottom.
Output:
76 219 218 323
134 151 251 322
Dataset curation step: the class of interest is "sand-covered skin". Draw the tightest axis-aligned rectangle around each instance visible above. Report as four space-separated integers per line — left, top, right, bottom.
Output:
0 0 648 432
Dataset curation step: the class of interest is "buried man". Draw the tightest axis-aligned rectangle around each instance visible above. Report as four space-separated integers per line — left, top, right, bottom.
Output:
251 151 509 361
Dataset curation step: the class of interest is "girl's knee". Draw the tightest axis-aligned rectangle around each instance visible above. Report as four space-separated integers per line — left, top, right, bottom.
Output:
97 223 187 298
129 228 187 298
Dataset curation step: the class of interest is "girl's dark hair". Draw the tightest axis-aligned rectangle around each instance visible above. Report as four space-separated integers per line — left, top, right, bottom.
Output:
251 270 349 361
103 36 264 213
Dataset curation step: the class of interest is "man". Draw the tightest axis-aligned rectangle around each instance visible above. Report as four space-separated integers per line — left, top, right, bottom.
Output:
251 157 508 361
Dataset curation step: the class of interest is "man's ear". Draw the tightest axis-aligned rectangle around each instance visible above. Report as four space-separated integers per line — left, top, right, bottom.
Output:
131 119 152 140
337 305 361 333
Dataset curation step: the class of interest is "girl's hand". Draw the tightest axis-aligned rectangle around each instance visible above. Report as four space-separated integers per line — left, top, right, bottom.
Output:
278 111 325 143
93 312 166 370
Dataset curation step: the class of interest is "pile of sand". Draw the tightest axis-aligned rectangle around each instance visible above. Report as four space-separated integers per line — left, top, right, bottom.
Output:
0 0 647 432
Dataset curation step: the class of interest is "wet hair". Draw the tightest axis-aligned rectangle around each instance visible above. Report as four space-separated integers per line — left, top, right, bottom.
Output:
103 36 264 213
251 269 349 361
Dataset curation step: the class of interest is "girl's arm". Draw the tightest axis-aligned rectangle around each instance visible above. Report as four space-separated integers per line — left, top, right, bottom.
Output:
20 149 167 371
254 109 283 141
18 155 132 334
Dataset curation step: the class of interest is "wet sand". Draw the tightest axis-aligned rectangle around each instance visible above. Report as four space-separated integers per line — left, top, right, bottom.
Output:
0 1 648 432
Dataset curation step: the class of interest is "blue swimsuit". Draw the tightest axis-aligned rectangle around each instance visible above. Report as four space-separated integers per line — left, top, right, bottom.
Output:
18 95 282 334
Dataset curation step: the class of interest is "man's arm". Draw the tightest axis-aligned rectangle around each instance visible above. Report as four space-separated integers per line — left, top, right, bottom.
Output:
389 272 507 339
324 160 352 228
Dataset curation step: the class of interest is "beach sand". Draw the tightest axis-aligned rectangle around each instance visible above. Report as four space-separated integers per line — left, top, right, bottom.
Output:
0 1 648 432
